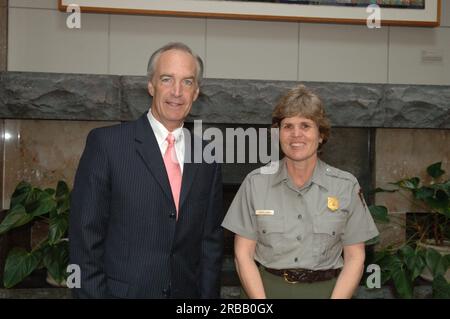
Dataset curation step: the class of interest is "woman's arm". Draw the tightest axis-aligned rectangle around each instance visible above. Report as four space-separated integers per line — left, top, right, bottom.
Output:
330 242 365 299
234 234 266 299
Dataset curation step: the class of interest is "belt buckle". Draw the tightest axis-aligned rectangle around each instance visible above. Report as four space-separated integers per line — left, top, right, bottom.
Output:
283 271 299 284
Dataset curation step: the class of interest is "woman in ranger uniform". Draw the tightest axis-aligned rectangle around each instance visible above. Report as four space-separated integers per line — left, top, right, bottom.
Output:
222 84 379 299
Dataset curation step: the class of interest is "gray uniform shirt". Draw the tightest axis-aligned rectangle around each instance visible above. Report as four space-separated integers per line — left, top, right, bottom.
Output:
222 159 379 270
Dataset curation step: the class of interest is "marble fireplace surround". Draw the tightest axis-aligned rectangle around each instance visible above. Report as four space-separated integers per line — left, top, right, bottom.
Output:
0 71 449 128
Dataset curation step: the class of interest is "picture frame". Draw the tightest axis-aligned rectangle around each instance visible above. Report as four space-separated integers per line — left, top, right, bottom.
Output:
59 0 441 27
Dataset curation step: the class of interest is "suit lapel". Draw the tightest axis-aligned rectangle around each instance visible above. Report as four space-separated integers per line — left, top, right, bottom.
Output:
134 114 173 204
179 133 201 210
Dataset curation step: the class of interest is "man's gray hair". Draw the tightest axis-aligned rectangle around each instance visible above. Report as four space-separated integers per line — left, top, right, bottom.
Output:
147 42 204 85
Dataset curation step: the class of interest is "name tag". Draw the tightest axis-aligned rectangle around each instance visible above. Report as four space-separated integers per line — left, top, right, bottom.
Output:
255 210 274 216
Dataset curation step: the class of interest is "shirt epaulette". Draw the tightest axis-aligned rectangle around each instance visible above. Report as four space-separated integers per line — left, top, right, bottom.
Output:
247 161 282 178
324 165 357 184
246 167 265 179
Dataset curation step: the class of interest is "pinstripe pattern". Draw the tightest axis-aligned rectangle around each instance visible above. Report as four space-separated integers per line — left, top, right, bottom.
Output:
69 113 224 298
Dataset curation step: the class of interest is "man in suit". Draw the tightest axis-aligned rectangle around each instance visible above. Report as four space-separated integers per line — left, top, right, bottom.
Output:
69 42 224 298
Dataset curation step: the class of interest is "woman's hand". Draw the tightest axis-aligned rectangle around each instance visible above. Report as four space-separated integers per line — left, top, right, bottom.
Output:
234 234 266 299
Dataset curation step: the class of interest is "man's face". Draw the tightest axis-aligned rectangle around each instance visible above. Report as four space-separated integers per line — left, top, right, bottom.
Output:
279 116 323 164
148 49 200 131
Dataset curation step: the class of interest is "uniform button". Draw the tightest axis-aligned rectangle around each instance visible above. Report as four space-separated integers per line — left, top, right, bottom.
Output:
262 229 266 234
296 235 302 241
169 212 176 219
332 231 336 236
294 257 298 262
298 214 302 220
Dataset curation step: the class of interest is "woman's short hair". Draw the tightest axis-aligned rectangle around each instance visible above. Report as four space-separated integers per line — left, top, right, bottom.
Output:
272 84 331 149
147 42 204 85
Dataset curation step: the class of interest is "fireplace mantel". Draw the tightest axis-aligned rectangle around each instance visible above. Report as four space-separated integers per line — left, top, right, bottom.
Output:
1 71 449 129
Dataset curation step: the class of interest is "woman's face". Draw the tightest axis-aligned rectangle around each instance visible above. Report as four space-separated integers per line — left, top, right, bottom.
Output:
279 115 323 164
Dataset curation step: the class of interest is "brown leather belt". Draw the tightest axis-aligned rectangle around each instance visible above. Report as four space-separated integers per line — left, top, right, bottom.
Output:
264 267 341 284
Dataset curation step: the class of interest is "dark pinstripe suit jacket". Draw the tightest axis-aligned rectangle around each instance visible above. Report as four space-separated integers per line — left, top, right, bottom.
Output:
69 114 224 298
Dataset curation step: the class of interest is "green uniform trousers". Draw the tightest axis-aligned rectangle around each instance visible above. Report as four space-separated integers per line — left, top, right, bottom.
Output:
241 267 337 299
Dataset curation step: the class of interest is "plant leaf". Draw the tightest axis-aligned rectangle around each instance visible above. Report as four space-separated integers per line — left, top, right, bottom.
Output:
3 248 43 288
432 275 450 298
43 240 69 284
429 181 450 194
412 256 426 280
441 181 450 196
425 190 449 216
414 187 435 201
0 205 34 235
397 177 420 190
390 256 413 299
427 162 445 179
48 212 69 245
44 188 55 196
425 248 447 278
10 181 32 208
444 254 450 269
56 181 69 200
369 205 390 223
400 245 426 280
374 252 394 284
404 249 426 280
57 194 70 215
30 196 57 218
400 245 415 259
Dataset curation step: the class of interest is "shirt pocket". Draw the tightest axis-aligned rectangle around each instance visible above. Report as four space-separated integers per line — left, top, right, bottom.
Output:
255 217 285 263
312 217 346 265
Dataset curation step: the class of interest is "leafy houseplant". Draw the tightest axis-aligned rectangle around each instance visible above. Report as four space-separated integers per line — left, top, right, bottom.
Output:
370 162 450 298
376 161 450 247
0 180 70 288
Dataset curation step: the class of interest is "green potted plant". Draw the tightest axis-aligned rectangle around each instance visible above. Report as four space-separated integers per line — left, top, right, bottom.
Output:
372 162 450 298
0 180 70 288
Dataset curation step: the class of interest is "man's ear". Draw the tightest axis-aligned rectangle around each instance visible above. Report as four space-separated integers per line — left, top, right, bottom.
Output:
148 81 155 96
193 86 200 101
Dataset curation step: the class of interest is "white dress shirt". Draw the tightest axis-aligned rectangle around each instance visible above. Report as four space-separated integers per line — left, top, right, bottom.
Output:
147 110 185 173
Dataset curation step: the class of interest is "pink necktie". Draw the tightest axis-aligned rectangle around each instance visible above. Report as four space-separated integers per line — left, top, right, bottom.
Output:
163 133 182 219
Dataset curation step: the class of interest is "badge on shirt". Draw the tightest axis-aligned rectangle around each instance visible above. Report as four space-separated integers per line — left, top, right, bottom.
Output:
255 210 275 216
327 196 339 212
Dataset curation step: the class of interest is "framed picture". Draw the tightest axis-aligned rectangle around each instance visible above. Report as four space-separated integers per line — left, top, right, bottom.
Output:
59 0 441 27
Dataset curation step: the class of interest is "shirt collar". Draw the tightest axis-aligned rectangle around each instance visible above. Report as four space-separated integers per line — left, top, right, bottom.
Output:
147 109 184 146
271 158 289 187
271 158 329 191
311 159 329 191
